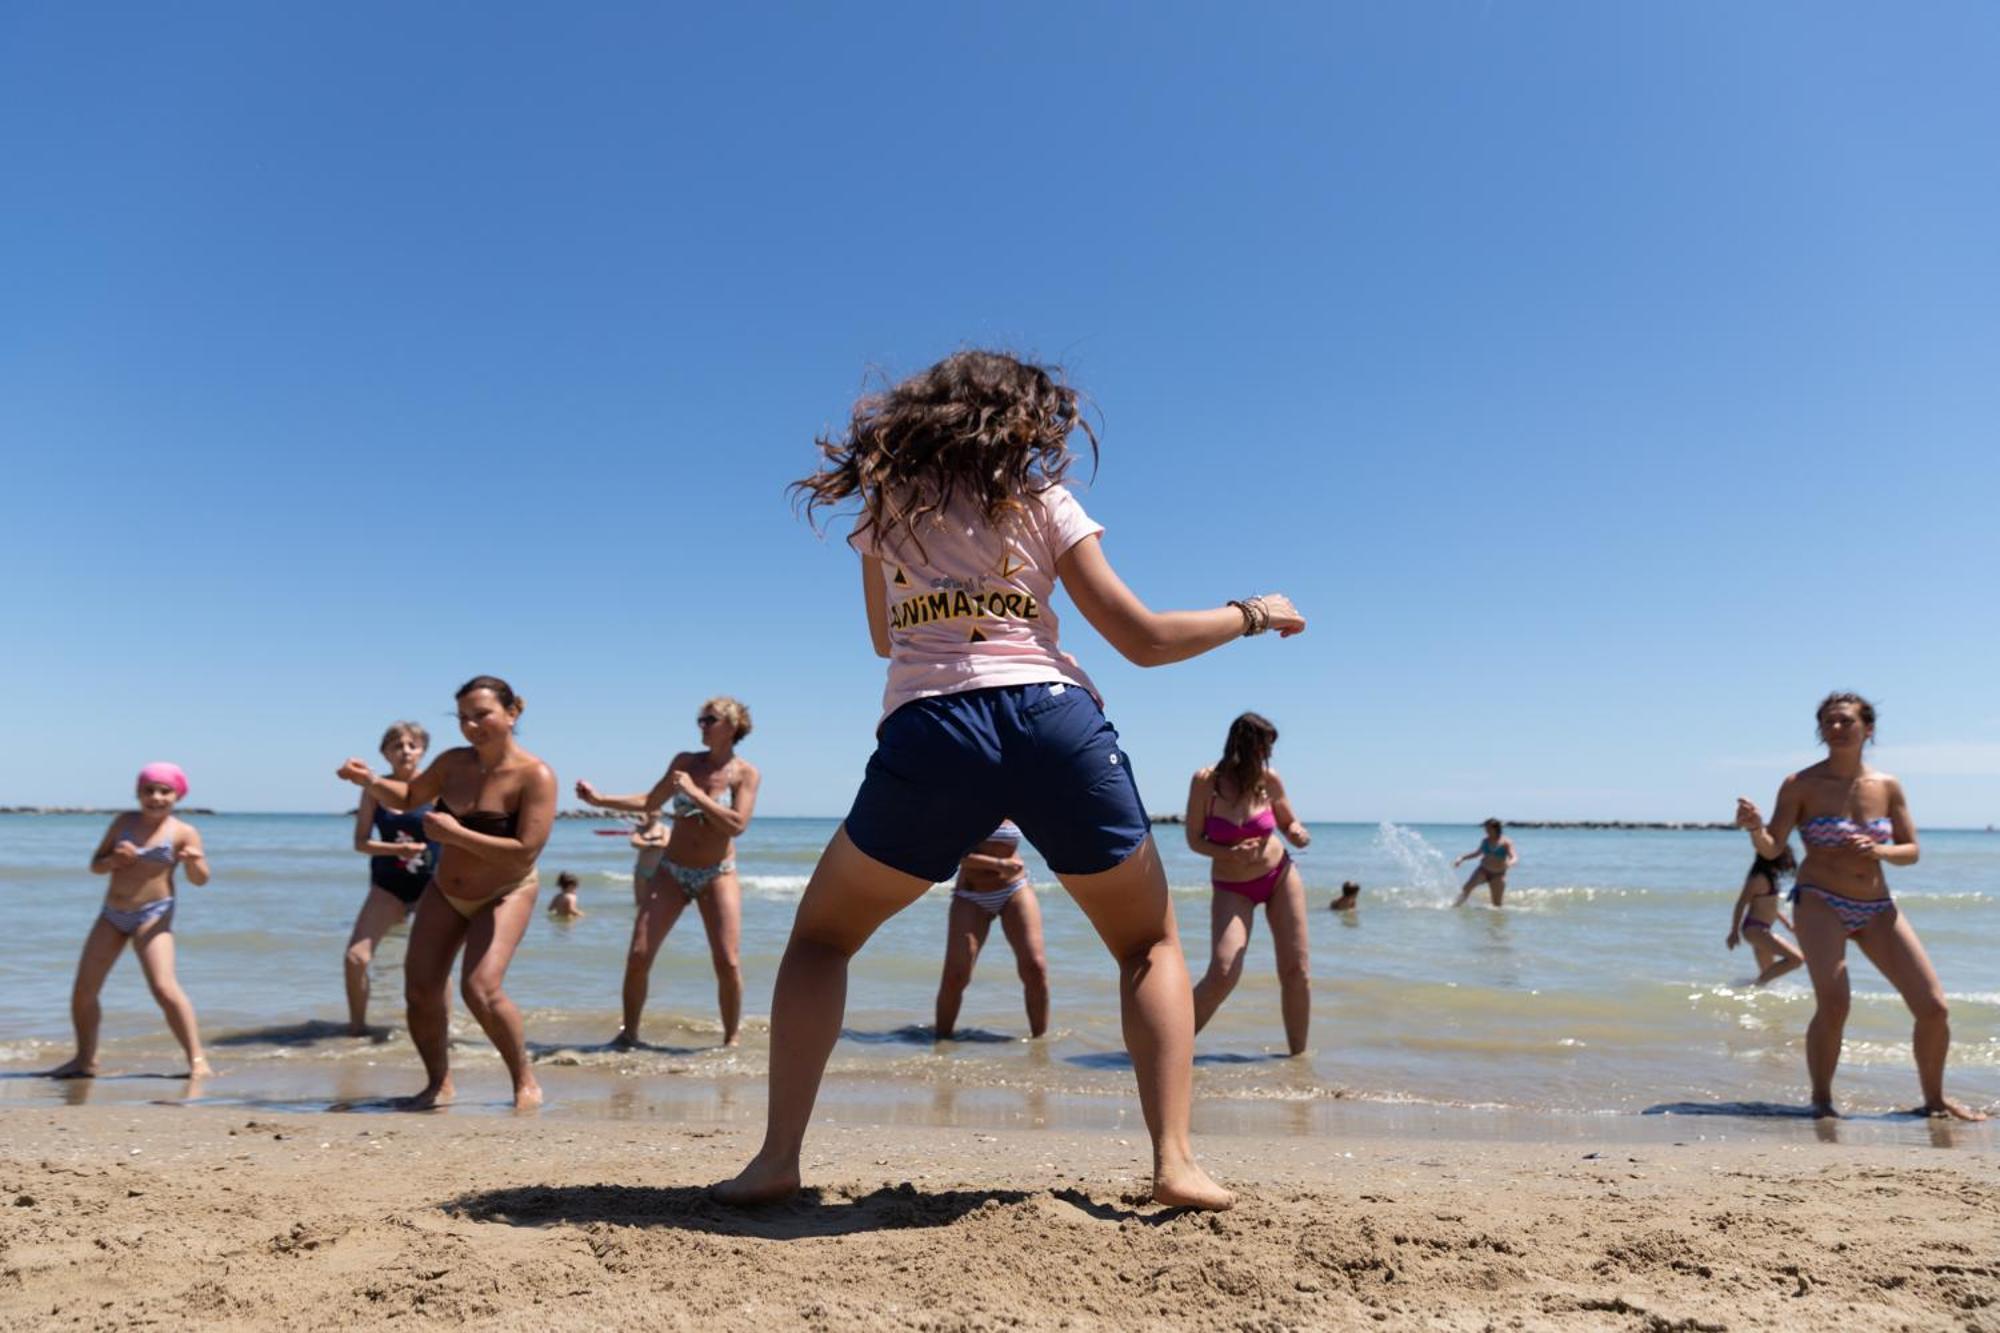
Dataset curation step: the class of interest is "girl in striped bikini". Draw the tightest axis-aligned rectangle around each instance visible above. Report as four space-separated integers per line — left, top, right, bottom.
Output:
1734 692 1985 1121
49 763 213 1080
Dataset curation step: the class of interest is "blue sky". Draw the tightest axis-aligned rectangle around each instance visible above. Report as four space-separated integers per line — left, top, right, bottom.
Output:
4 3 1998 826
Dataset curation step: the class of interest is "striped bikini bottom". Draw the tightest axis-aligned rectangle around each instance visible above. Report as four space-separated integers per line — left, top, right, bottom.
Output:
1789 883 1895 936
954 878 1025 915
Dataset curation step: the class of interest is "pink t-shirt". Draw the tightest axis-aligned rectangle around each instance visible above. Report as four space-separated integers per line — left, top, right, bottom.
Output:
854 483 1105 722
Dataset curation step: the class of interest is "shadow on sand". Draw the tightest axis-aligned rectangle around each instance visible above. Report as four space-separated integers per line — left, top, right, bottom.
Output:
208 1020 392 1049
1640 1100 1935 1122
528 1038 709 1062
1066 1049 1288 1072
445 1181 1031 1240
841 1024 1017 1046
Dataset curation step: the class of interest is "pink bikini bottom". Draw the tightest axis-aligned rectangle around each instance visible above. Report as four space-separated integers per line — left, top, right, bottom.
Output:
1214 855 1292 906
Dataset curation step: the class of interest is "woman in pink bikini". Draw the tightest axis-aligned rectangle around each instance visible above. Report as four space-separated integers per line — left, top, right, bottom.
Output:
1734 691 1985 1121
1187 713 1313 1055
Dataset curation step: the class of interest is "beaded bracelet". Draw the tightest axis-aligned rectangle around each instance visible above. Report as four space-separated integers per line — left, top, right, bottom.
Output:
1227 596 1271 637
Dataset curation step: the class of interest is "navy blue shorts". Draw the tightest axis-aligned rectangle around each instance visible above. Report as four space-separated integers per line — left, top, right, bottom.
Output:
844 683 1151 883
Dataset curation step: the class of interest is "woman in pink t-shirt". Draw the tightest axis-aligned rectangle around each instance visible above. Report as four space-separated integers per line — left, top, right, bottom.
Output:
714 351 1304 1212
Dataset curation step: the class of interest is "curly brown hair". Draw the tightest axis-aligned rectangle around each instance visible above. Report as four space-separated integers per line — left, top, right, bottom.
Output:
790 350 1097 558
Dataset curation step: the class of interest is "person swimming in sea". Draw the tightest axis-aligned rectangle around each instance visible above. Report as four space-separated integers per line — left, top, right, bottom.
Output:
1725 846 1804 986
336 675 555 1110
1330 881 1360 911
548 871 585 920
47 763 213 1080
1452 819 1517 907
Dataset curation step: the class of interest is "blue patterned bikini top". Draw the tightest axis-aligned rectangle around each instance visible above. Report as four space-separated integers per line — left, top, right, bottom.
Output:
124 822 177 864
1799 816 1891 848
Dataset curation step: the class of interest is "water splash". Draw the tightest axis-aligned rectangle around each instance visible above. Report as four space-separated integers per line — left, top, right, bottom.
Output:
1373 821 1456 901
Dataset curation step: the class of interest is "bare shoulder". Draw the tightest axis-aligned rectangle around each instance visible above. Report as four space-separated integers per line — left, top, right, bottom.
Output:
1189 767 1216 791
730 757 761 782
1264 768 1288 795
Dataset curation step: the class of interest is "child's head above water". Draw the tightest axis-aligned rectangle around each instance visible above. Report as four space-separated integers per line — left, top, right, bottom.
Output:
793 350 1096 555
556 872 580 893
136 762 188 803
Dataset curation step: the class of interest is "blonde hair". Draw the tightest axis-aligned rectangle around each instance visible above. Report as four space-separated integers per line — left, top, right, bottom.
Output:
379 720 431 754
704 696 753 742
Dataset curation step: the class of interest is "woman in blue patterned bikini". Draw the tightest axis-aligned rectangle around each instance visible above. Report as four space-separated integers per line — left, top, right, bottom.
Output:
1734 692 1985 1121
575 696 762 1048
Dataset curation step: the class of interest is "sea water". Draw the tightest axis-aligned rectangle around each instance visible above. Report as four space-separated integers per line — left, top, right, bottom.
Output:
1 814 1994 1131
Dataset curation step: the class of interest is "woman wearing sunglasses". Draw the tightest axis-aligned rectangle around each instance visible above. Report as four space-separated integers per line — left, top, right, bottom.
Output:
574 697 761 1048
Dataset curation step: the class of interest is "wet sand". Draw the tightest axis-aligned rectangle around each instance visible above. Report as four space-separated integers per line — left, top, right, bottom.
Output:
4 1090 1996 1330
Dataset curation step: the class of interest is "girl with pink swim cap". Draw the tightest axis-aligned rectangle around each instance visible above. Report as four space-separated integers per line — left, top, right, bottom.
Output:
47 763 214 1080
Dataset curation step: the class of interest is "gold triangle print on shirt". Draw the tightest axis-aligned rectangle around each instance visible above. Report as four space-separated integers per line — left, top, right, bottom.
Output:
998 551 1027 579
891 566 910 587
968 626 988 643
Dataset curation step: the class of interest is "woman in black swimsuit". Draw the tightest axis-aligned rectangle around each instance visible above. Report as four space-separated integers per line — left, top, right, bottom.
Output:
337 676 556 1109
1725 847 1804 987
342 721 435 1035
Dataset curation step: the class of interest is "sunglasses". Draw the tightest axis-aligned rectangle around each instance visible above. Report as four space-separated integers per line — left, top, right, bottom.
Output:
697 714 722 726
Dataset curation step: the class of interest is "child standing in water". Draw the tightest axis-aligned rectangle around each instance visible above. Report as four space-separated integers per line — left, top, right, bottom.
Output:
1726 847 1804 986
629 811 670 905
48 763 213 1079
715 350 1304 1210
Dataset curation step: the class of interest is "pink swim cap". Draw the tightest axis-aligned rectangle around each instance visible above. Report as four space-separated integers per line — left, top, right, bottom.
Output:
137 762 189 798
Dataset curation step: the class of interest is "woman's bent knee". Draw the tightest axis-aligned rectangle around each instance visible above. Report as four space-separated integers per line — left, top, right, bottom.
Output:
461 977 505 1012
345 942 374 972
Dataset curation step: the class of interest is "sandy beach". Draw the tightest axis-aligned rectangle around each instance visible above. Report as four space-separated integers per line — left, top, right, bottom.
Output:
4 1094 1996 1330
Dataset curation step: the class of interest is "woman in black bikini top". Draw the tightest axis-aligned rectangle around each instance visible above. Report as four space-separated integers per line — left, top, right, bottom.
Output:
336 674 555 1111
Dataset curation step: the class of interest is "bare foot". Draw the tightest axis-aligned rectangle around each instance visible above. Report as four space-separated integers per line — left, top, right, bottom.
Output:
721 1035 741 1049
1152 1161 1235 1212
513 1080 544 1110
188 1057 215 1079
1918 1099 1989 1122
710 1154 801 1206
1810 1100 1840 1119
394 1078 454 1111
608 1030 638 1051
45 1056 98 1080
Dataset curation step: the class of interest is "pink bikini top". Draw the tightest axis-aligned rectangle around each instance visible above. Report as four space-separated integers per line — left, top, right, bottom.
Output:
1205 795 1276 844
